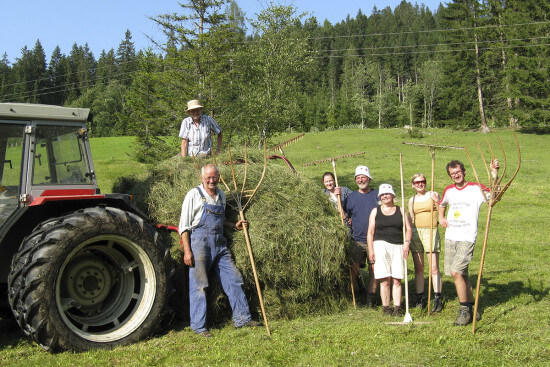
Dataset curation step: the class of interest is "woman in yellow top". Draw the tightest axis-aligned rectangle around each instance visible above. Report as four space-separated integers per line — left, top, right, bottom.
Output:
408 173 443 313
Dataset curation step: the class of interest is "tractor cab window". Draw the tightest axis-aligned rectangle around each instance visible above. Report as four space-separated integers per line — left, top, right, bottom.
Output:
0 124 25 226
32 125 93 185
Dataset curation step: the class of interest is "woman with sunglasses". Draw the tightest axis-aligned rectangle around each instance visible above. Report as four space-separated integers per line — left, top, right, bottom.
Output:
408 173 443 313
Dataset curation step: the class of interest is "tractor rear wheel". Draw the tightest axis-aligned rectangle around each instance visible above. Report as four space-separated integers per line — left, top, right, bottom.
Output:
7 206 172 352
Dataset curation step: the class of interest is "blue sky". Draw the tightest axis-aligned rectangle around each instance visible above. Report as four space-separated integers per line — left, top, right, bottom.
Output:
1 0 443 63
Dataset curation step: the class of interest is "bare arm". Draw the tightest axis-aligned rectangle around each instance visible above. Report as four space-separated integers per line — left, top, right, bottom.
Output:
215 132 223 155
490 159 499 179
402 208 412 259
438 205 448 228
367 208 377 263
181 139 189 157
408 197 415 222
181 231 193 267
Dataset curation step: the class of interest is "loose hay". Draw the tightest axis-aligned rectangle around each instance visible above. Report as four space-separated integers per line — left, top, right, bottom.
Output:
114 148 353 322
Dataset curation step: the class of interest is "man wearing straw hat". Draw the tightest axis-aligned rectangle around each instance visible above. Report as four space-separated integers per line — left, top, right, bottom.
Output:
344 165 379 307
439 159 499 326
179 164 262 337
179 99 223 157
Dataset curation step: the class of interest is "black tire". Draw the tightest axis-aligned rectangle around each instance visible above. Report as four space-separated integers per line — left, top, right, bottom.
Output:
7 206 172 352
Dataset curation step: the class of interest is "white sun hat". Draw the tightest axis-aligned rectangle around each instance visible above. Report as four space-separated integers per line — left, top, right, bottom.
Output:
378 183 396 198
354 165 372 179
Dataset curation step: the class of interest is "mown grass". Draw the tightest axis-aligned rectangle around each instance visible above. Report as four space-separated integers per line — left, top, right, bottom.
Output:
1 128 548 366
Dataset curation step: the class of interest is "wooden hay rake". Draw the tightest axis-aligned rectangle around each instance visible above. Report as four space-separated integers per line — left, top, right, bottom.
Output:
267 134 305 174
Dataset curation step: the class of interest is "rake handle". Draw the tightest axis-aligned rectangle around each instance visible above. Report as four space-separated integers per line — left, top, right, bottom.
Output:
400 154 411 316
472 205 493 334
239 210 271 336
427 150 435 315
332 160 345 226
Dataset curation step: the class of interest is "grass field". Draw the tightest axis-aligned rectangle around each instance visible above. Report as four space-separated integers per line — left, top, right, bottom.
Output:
1 128 548 366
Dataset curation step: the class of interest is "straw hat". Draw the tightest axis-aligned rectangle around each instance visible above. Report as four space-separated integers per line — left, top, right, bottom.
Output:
186 100 203 111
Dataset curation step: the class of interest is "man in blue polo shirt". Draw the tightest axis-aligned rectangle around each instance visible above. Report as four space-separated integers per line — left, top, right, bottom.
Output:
344 165 379 307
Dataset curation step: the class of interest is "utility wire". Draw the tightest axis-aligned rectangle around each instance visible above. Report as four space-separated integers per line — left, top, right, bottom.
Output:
3 38 546 101
2 20 546 90
2 22 547 101
312 37 547 54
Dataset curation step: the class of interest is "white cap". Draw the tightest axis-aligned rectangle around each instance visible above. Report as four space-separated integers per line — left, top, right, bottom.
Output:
378 183 396 197
354 165 372 179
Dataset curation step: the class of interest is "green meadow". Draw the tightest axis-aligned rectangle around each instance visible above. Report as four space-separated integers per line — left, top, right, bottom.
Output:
1 128 548 366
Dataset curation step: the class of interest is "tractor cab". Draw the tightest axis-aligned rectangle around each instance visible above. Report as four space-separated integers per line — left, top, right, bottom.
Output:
0 103 96 227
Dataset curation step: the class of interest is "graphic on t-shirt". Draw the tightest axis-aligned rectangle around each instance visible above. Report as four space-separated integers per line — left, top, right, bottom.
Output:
453 210 461 219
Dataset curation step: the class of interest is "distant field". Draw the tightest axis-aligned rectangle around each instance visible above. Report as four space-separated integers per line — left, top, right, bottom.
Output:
88 136 147 193
1 128 548 366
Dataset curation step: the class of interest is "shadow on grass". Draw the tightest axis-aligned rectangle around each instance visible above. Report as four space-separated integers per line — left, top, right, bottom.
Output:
517 126 550 135
421 276 548 310
478 276 549 308
0 317 27 349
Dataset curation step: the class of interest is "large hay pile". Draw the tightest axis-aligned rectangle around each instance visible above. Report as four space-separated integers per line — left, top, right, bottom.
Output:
114 148 352 322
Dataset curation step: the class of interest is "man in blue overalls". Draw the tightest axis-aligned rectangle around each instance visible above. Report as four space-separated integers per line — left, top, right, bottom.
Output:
179 164 262 337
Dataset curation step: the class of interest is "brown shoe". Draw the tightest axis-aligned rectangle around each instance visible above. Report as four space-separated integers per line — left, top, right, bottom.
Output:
392 306 403 316
237 320 263 328
454 305 472 326
383 306 393 316
197 330 213 338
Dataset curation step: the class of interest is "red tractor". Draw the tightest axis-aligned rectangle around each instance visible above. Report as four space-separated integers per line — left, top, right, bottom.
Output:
0 103 173 351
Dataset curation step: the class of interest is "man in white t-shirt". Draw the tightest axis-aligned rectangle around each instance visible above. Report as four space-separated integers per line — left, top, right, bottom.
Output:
179 100 222 157
439 159 499 326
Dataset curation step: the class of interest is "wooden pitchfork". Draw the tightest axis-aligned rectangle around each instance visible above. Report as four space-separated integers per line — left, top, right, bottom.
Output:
303 151 365 308
211 142 272 336
462 133 521 334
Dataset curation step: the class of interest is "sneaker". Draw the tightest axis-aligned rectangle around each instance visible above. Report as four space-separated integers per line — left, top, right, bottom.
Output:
453 305 472 326
432 296 443 313
392 306 404 317
383 306 393 316
415 294 426 309
237 320 263 329
196 330 213 338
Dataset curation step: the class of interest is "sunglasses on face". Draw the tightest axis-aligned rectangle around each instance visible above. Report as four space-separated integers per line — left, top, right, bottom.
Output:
413 180 426 185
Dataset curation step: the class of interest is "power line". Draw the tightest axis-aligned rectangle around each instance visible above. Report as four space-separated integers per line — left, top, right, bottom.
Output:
312 37 546 54
313 43 549 58
3 20 546 90
1 58 139 89
2 21 547 101
307 21 550 41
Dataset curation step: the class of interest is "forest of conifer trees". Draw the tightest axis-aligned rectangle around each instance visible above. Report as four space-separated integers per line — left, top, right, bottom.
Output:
0 0 548 161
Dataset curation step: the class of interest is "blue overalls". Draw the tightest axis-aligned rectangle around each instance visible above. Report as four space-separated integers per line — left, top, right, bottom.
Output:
189 187 252 333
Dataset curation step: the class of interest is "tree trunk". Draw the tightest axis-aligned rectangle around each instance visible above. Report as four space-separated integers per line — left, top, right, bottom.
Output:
473 14 489 133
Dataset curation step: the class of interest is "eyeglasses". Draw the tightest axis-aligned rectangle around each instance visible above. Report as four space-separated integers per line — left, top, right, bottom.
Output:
202 176 219 181
449 171 463 178
413 180 426 185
